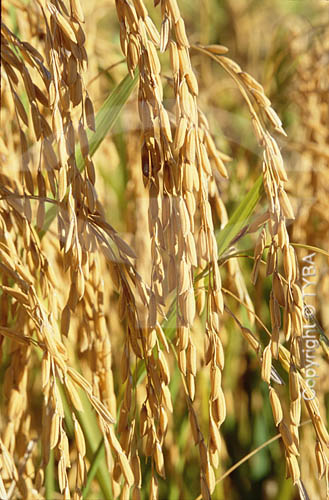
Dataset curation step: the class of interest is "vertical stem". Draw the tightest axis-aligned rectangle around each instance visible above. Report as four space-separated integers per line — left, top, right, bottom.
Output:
45 450 55 500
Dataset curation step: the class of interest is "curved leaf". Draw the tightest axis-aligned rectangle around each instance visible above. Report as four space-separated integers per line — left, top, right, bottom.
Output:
216 174 264 257
39 71 138 238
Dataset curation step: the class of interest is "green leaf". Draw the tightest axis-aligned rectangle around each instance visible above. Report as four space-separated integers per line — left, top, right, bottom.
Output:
216 174 264 257
82 438 106 500
45 450 56 498
75 71 139 171
76 389 112 500
39 71 138 238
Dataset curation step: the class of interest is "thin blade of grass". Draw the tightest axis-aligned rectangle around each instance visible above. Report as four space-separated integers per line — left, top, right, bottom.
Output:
75 71 139 170
291 242 329 259
194 420 312 500
45 450 56 499
39 71 138 238
216 174 264 257
74 389 112 499
82 438 105 500
194 174 265 284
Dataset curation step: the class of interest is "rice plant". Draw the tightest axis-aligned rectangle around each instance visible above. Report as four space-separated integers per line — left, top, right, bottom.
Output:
0 0 328 499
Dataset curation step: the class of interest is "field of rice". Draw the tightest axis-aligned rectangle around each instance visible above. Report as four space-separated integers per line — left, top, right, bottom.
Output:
1 0 329 499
